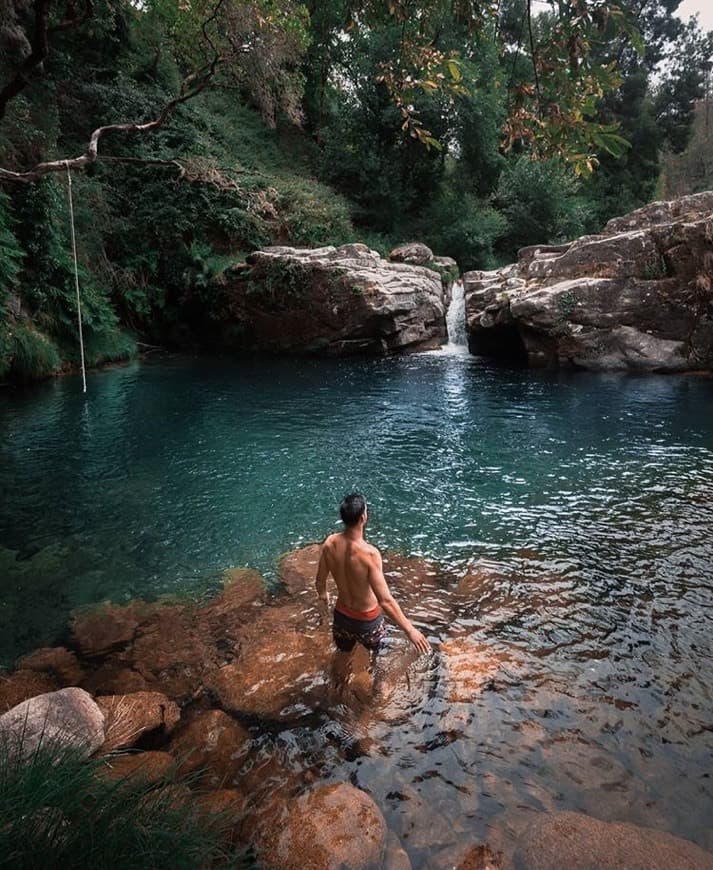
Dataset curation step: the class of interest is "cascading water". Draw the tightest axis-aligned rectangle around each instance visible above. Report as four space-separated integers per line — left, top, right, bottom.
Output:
444 279 467 349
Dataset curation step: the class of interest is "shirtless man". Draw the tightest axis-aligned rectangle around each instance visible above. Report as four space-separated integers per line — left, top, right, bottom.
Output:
315 493 430 659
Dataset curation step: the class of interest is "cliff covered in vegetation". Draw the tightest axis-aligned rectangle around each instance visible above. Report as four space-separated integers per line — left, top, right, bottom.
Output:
1 0 711 381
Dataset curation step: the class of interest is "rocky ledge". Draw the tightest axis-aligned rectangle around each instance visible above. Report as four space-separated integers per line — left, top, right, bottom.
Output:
212 243 458 356
464 191 713 371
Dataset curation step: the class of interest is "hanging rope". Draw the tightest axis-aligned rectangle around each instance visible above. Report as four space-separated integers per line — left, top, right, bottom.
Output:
65 161 87 393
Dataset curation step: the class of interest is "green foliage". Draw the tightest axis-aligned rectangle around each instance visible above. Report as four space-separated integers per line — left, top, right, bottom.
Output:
0 740 241 869
495 158 589 260
2 324 62 381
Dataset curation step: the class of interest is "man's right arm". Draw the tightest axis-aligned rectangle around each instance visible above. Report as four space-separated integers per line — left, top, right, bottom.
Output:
367 550 430 654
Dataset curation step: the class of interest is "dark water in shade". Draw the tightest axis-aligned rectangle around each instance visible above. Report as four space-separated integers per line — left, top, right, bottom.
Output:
1 353 712 860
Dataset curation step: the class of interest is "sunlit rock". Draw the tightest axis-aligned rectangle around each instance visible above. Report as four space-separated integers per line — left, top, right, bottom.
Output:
389 242 434 265
100 750 176 785
96 690 180 753
464 191 713 371
215 244 448 355
278 543 322 596
71 601 151 657
513 811 713 870
167 708 251 785
16 646 84 686
441 638 512 702
0 668 59 713
425 842 503 870
193 788 247 843
0 687 105 759
200 567 270 633
252 782 387 870
129 604 223 702
204 627 330 719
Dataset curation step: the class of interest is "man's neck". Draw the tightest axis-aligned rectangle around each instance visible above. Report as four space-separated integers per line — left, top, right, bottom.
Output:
342 525 364 541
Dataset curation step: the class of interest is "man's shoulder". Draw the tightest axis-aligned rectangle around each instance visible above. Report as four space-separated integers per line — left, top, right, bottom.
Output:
362 541 382 561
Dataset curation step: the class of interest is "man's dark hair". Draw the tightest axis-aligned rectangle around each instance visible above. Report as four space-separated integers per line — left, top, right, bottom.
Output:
340 493 367 527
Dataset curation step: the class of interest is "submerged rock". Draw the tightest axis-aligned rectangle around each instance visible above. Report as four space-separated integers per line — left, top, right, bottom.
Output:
214 244 448 355
513 810 713 869
16 646 84 686
441 638 513 702
167 708 251 786
204 627 330 719
464 191 713 371
0 687 105 758
252 782 387 870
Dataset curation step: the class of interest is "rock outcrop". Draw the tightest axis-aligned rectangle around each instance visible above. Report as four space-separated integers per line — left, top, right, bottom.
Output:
252 783 388 870
464 192 713 371
214 244 450 355
514 811 713 870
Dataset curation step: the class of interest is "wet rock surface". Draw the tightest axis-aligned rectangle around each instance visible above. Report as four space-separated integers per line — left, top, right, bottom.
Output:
3 543 713 869
464 191 713 371
514 811 713 870
213 243 449 355
252 782 388 870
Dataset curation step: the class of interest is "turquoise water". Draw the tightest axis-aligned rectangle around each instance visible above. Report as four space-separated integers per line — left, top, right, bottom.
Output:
1 353 713 855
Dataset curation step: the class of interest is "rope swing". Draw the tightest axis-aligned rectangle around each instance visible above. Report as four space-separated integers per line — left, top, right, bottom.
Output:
65 161 87 393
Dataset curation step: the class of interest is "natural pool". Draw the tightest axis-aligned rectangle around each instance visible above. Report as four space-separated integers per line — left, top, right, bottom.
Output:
1 353 712 859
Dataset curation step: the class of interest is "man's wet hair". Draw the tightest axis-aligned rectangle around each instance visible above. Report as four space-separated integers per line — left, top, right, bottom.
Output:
340 493 367 527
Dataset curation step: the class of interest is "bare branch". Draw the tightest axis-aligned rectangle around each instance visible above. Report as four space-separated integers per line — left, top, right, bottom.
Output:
0 64 216 183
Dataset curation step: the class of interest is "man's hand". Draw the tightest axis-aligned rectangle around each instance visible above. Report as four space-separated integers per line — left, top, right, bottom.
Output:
317 594 330 626
407 627 431 655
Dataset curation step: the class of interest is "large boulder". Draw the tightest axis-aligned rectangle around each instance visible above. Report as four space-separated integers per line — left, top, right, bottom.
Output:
213 244 448 355
513 811 713 869
0 687 105 758
464 191 713 371
252 782 387 870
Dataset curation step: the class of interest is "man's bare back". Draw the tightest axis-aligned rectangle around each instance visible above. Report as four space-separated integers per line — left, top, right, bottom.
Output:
316 494 430 655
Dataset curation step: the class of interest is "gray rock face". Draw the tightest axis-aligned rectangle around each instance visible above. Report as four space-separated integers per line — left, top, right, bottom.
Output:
464 192 713 371
0 687 105 759
214 243 448 355
514 810 713 870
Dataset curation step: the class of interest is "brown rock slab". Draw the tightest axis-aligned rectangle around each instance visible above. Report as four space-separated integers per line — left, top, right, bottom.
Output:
100 750 175 784
205 629 330 719
441 639 510 702
426 842 503 870
0 687 105 759
71 601 152 657
0 669 59 713
253 782 387 870
96 690 180 753
514 811 713 870
81 663 150 696
129 604 222 702
278 544 322 596
167 709 251 785
382 552 455 625
16 647 84 686
200 567 270 627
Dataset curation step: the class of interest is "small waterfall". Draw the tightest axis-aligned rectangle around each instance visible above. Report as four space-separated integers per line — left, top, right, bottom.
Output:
445 280 467 348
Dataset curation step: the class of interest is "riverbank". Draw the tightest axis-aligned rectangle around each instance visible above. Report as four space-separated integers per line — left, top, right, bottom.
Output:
2 544 712 869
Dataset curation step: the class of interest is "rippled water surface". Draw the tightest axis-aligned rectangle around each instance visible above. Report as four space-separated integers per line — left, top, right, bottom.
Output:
1 353 712 860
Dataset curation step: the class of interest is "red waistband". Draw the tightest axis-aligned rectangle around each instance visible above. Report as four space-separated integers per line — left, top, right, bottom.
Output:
334 601 382 621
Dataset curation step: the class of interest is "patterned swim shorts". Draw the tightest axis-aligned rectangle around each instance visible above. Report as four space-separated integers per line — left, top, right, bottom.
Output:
332 606 386 652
